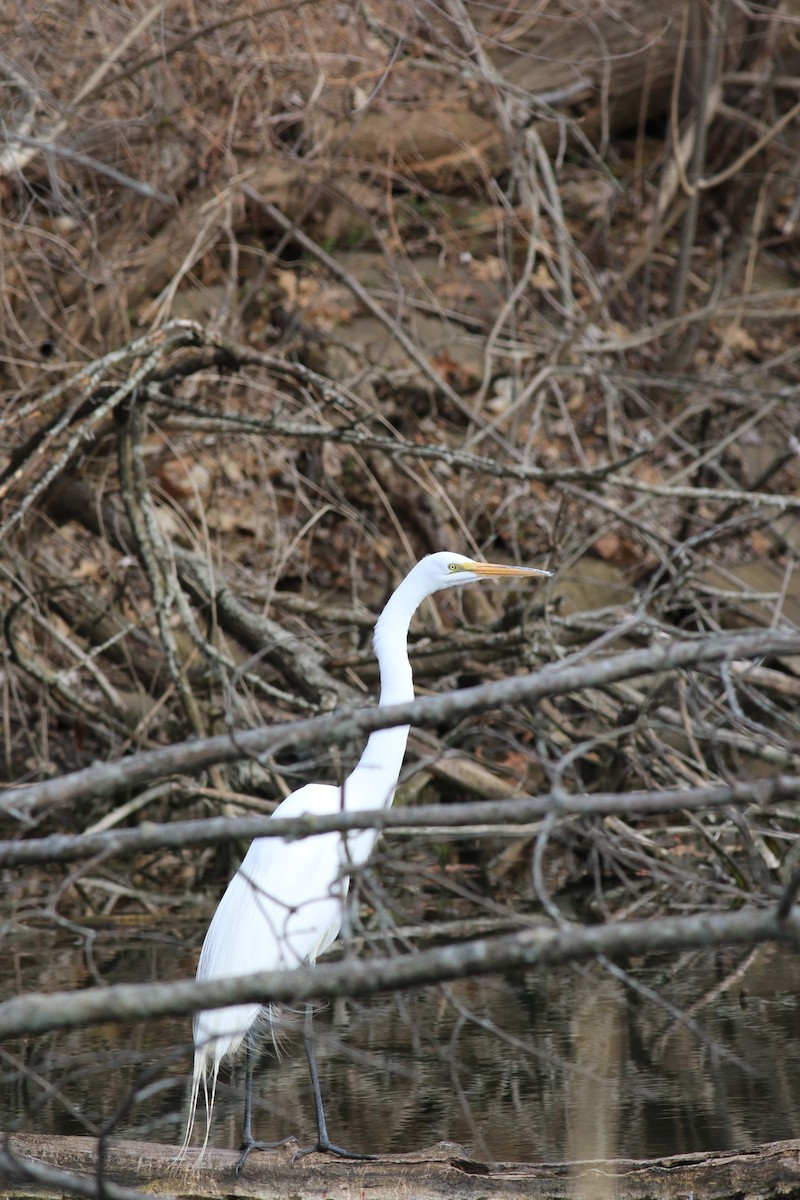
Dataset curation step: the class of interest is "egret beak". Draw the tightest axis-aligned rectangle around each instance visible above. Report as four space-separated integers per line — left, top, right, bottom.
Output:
467 561 551 579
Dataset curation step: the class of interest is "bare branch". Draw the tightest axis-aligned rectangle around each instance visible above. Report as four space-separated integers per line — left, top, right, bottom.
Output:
3 775 800 868
4 136 175 206
3 628 798 816
0 906 798 1040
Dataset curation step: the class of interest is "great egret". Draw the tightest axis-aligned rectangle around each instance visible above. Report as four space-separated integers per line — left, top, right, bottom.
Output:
179 551 549 1166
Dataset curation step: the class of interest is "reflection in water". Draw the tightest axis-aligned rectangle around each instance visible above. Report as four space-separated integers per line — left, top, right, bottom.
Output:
567 973 625 1194
2 925 800 1160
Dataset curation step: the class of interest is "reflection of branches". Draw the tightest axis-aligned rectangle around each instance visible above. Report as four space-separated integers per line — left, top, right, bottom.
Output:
1 904 798 1041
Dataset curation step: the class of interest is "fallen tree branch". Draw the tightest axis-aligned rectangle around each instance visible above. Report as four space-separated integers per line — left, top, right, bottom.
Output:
0 1137 149 1200
6 1132 800 1200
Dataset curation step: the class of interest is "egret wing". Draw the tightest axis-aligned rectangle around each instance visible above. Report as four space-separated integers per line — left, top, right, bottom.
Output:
194 784 349 1061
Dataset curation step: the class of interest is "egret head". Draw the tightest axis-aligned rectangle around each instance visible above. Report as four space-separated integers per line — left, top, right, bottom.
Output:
419 551 551 592
374 551 551 647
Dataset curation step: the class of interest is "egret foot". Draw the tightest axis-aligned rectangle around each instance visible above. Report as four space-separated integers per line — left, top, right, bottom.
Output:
293 1137 375 1162
236 1134 297 1174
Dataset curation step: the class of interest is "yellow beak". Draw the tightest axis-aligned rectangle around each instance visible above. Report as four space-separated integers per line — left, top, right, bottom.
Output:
466 561 551 579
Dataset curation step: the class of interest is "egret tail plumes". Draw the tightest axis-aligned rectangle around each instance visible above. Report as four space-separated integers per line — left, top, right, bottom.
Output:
180 552 549 1162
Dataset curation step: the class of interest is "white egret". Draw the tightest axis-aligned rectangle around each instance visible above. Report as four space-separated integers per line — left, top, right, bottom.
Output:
179 551 549 1167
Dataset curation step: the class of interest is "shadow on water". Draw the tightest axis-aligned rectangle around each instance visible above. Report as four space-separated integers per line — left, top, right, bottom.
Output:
2 919 799 1161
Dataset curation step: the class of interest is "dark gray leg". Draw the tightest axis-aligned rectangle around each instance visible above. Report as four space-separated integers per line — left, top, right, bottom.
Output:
295 1003 374 1160
236 1034 295 1173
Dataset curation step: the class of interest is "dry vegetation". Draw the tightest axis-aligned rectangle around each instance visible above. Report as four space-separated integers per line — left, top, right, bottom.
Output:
1 0 800 1192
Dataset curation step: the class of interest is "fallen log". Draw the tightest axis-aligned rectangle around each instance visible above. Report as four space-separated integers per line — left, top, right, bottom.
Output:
3 1133 800 1200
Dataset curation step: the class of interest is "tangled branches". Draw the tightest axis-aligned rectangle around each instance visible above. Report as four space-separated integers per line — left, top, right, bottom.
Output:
1 0 800 1178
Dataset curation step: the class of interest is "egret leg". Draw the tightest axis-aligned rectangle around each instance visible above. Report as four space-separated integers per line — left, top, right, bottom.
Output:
295 1003 374 1161
236 1034 296 1173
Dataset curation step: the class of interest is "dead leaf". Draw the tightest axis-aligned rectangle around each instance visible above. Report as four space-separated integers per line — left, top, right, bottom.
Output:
593 530 643 568
470 255 504 282
430 349 478 389
530 262 557 291
435 279 479 303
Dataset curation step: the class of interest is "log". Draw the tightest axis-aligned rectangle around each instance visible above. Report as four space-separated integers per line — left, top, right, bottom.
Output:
3 1132 800 1200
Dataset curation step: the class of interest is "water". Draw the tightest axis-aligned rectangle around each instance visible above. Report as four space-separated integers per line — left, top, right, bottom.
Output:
2 920 799 1161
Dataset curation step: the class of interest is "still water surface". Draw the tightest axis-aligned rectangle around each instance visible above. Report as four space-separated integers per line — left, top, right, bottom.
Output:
3 921 799 1162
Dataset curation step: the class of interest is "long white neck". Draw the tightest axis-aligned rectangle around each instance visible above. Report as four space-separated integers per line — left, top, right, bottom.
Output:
343 569 424 811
